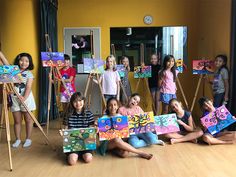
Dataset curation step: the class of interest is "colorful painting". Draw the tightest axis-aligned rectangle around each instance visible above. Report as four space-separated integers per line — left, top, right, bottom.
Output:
98 115 129 141
200 105 236 135
83 58 104 74
116 64 125 77
134 66 152 78
128 112 156 135
0 65 23 83
176 59 183 73
154 113 180 135
62 128 96 153
41 52 65 67
192 60 215 74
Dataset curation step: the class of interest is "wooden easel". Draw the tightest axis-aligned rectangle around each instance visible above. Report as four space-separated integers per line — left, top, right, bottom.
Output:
45 34 71 134
84 30 106 109
134 43 156 113
0 52 54 171
111 44 128 104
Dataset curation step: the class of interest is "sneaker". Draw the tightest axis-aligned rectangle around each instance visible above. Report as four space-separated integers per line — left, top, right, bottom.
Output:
23 139 32 148
12 139 21 148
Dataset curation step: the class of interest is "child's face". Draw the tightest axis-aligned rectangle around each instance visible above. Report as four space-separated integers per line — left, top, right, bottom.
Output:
215 57 225 68
128 95 140 107
107 57 114 69
170 100 183 113
108 100 119 115
73 99 84 112
19 56 29 70
202 100 214 112
150 55 158 65
64 59 70 67
166 58 175 69
122 58 129 68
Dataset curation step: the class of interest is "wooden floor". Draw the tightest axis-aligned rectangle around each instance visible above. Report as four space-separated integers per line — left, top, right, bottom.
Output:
0 121 236 177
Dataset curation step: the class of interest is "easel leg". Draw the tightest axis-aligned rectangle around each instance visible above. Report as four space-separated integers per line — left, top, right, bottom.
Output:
135 79 141 93
3 84 13 171
84 74 91 98
144 78 156 114
176 77 189 110
96 74 106 107
46 66 53 135
9 84 55 150
190 75 203 112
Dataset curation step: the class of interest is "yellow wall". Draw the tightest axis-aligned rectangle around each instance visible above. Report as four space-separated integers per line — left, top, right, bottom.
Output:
0 0 39 123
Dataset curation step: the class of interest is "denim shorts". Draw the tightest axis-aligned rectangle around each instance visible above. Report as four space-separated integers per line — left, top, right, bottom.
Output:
160 93 176 104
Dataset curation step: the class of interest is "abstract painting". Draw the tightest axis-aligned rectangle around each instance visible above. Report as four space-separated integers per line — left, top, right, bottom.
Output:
192 60 215 74
83 58 104 74
134 66 152 78
41 52 65 67
0 65 23 83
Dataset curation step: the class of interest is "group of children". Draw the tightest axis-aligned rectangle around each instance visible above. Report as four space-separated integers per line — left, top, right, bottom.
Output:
6 52 236 166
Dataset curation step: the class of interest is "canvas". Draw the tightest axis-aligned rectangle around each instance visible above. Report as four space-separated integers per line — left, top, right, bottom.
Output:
98 115 129 141
83 58 104 74
0 65 23 83
200 105 236 135
128 112 156 135
116 64 125 77
154 113 180 135
134 65 152 78
62 128 96 153
192 60 215 74
176 59 183 73
41 52 65 67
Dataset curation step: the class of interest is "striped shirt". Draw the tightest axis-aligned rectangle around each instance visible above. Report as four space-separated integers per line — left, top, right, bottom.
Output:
65 110 94 129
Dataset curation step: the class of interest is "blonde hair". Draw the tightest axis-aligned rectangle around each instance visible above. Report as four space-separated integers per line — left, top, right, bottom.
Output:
121 56 130 71
105 54 117 71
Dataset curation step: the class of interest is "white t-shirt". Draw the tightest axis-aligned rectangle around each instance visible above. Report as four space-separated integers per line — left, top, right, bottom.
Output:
101 70 120 95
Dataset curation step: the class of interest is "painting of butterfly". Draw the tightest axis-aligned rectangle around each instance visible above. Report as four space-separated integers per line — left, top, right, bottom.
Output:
116 64 125 77
200 105 236 135
98 115 129 141
83 58 104 74
154 113 180 135
176 59 183 73
128 112 155 135
62 128 96 153
192 60 215 74
0 65 23 83
134 66 152 78
41 52 65 67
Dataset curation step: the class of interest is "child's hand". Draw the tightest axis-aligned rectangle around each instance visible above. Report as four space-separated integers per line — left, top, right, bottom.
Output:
177 120 184 125
224 96 229 102
96 127 99 134
59 129 64 136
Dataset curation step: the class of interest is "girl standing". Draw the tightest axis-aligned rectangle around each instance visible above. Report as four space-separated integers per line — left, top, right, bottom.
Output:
101 55 120 101
98 97 153 160
165 98 203 144
148 54 161 115
120 56 132 105
64 92 94 165
11 53 36 148
212 55 229 107
159 55 178 114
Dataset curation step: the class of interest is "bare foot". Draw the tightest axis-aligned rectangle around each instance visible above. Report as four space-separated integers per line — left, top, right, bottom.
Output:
140 153 153 160
170 138 178 145
191 139 198 144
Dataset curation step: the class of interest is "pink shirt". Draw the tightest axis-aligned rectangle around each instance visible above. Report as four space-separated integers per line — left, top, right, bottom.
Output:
101 70 120 95
160 70 178 94
118 106 144 116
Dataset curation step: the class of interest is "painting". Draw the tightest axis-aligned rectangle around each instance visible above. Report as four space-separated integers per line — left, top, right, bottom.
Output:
98 115 129 141
116 64 125 77
128 112 156 135
83 58 104 74
41 52 65 67
176 59 183 73
200 105 236 135
154 113 180 135
62 128 96 153
192 60 215 74
0 65 23 83
134 66 152 78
